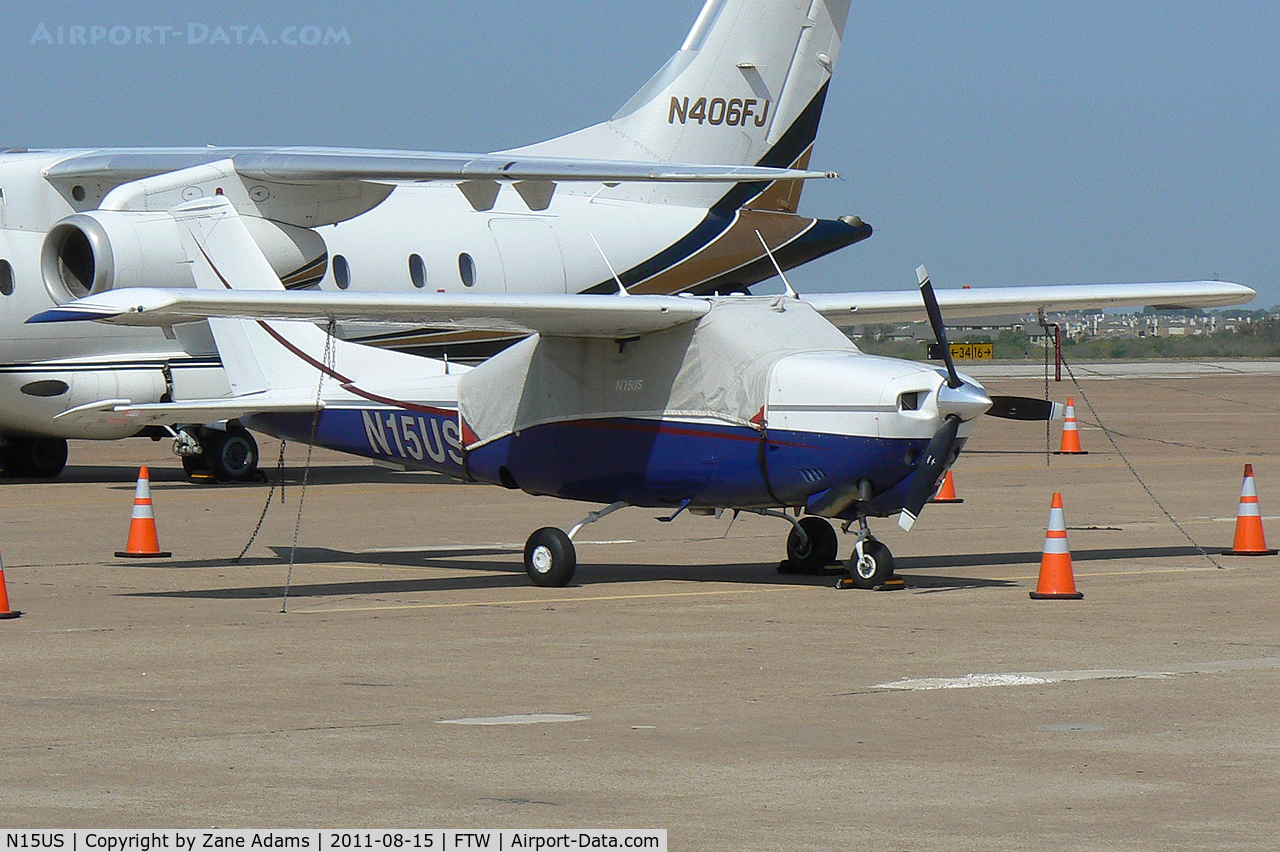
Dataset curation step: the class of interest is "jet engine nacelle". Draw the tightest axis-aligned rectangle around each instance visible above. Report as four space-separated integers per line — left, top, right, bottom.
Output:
41 210 327 303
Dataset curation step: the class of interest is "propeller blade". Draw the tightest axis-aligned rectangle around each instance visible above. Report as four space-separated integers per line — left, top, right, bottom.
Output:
899 414 962 531
917 265 962 389
987 395 1065 422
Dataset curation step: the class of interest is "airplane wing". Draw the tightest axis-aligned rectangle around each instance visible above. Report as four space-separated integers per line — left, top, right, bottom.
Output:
43 147 837 186
805 281 1256 326
28 289 712 339
30 282 1254 338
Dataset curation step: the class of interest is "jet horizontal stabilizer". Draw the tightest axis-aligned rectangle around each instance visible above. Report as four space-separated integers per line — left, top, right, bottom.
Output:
45 148 838 187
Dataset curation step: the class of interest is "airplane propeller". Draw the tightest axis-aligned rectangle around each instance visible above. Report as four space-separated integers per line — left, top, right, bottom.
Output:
899 413 962 531
918 265 963 390
917 265 1063 423
986 395 1063 421
900 266 1063 530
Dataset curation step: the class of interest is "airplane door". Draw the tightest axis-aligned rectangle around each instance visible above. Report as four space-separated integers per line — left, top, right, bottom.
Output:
488 219 567 294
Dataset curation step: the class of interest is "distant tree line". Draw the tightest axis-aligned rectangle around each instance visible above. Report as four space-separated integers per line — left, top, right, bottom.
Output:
852 318 1280 360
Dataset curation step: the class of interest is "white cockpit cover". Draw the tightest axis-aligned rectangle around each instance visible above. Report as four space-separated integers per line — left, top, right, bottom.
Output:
458 297 857 447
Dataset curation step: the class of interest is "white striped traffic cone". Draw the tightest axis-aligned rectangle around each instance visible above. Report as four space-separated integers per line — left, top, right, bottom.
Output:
1223 464 1278 556
1030 492 1083 599
1054 398 1087 454
115 466 172 558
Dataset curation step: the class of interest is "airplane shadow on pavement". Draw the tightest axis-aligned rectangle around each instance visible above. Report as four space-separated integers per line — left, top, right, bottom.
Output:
124 542 1209 601
48 463 459 488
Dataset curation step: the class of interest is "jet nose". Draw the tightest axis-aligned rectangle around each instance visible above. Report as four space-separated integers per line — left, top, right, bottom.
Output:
936 381 992 422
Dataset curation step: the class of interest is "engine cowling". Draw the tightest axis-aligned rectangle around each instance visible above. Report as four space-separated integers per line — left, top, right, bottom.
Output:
41 210 327 303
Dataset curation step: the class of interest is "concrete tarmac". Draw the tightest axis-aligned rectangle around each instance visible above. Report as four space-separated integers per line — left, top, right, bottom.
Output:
1 366 1278 850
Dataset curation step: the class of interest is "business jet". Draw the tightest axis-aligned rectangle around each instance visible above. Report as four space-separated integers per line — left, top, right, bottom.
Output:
0 0 861 480
32 198 1254 587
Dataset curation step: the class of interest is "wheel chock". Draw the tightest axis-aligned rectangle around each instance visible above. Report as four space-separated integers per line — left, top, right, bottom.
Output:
835 575 906 591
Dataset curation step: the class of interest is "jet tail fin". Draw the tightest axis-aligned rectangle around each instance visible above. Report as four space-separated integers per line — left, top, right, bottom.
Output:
510 0 851 208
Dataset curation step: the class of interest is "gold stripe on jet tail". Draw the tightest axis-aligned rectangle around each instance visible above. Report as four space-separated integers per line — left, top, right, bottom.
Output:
745 146 814 214
280 253 329 289
627 209 815 295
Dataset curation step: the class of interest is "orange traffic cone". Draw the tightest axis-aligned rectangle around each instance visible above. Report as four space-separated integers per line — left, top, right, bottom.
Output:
115 466 172 558
1030 492 1083 599
930 470 964 504
0 537 21 619
1222 464 1278 556
1054 398 1088 454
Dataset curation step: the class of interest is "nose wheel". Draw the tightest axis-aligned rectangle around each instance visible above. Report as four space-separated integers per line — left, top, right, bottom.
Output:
841 538 894 589
835 517 899 590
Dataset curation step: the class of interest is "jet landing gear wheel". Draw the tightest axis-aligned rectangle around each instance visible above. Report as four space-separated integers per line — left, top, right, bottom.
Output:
524 527 577 587
783 516 839 574
843 539 894 590
183 426 260 483
2 436 68 478
209 426 259 482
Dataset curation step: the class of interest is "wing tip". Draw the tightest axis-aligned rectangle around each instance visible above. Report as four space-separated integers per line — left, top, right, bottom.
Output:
25 307 115 324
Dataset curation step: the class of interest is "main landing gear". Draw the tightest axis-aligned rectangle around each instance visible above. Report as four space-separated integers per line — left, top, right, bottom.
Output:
175 424 261 483
0 435 69 478
523 501 627 587
773 512 840 574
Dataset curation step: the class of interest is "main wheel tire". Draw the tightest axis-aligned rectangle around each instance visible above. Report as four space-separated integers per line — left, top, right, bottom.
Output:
785 516 839 573
849 540 894 589
206 427 259 482
524 527 577 587
5 436 68 478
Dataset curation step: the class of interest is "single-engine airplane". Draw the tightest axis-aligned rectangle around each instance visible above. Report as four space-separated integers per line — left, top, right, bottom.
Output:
32 197 1255 587
0 0 861 479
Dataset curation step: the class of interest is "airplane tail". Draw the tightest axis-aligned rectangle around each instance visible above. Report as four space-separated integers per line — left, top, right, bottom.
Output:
509 0 851 209
171 197 448 397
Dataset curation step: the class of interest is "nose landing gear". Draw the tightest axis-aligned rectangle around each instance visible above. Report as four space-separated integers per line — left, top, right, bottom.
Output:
836 516 899 590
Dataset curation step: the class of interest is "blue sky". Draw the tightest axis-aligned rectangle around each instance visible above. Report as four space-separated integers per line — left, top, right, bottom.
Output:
5 1 1276 305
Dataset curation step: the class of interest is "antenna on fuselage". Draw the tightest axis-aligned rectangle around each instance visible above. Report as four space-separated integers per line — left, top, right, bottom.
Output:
756 230 798 299
589 231 628 297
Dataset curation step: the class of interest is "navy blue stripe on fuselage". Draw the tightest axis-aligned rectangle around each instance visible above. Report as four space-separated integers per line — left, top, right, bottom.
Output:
248 407 929 517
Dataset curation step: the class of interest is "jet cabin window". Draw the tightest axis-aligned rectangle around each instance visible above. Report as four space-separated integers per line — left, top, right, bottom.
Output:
0 259 13 296
458 252 476 287
409 253 427 289
333 254 350 290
